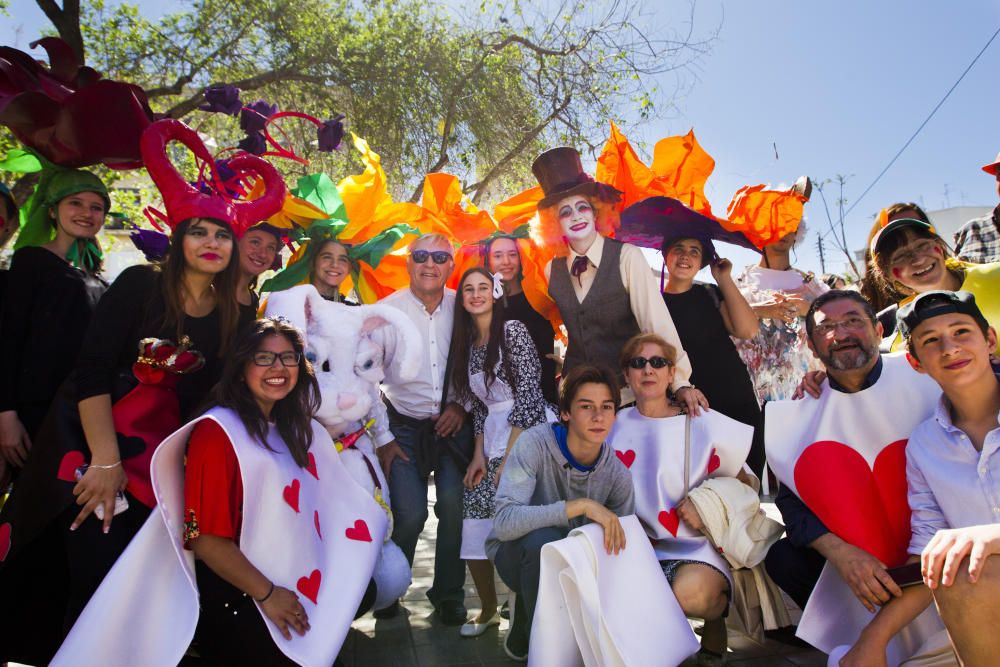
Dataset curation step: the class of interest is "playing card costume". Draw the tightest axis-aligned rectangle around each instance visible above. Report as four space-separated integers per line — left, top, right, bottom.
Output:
52 407 384 666
764 353 948 663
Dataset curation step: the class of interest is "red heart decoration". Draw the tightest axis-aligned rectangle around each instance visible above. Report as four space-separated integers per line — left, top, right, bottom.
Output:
707 448 721 475
345 519 372 542
615 449 636 468
794 439 910 567
297 569 322 604
314 510 322 540
658 508 679 537
0 522 11 562
306 453 319 480
57 450 86 482
283 479 301 513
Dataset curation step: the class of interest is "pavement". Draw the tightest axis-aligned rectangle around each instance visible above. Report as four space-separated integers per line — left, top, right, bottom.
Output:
337 484 828 667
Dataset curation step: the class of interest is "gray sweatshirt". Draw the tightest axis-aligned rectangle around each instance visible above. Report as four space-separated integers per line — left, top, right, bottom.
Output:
485 423 635 561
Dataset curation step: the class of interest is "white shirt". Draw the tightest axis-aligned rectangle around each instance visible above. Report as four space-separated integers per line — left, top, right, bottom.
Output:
906 393 1000 555
377 287 455 421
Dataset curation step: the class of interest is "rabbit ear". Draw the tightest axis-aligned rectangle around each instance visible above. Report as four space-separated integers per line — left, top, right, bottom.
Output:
264 284 323 339
357 304 423 382
230 152 287 238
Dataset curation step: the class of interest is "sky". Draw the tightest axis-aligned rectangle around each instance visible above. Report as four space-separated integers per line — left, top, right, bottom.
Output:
3 0 999 276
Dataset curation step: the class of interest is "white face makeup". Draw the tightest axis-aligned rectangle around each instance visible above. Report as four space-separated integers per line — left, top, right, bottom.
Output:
557 194 597 246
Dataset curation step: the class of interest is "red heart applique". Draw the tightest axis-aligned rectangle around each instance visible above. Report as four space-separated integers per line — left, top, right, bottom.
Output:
658 508 679 537
794 439 910 567
707 448 721 474
306 453 319 480
345 519 372 542
297 569 322 604
314 511 322 540
57 451 86 482
0 522 11 562
283 479 301 513
615 449 636 468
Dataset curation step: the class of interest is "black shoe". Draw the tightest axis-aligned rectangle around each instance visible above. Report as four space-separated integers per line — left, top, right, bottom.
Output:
499 599 510 620
373 600 401 619
503 594 528 662
435 599 468 626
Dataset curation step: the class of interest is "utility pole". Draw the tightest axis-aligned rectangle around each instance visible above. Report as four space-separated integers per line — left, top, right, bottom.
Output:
816 235 826 274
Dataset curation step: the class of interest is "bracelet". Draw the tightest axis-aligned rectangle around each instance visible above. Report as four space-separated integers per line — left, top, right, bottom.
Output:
90 461 122 470
255 581 275 603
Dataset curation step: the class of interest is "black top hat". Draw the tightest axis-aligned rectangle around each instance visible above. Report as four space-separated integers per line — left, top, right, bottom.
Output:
532 146 622 210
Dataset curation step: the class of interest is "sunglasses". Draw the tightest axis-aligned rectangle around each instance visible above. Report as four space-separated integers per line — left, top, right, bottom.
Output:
627 356 672 370
411 250 453 265
253 351 301 367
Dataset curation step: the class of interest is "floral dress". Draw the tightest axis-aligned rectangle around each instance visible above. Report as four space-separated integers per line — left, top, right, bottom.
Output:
733 265 828 403
461 320 556 560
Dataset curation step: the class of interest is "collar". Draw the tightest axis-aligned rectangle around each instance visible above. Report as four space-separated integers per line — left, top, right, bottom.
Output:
828 355 884 393
933 373 1000 434
405 287 446 315
552 423 601 472
568 234 605 271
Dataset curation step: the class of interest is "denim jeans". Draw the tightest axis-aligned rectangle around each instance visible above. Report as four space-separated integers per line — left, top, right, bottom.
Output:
387 417 470 607
492 526 569 632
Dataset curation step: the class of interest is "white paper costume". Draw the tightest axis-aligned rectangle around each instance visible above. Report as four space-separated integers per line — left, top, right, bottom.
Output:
609 407 753 581
53 408 385 667
529 515 701 667
764 353 948 665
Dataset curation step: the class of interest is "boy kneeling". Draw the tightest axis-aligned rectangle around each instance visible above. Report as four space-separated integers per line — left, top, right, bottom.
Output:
485 365 634 662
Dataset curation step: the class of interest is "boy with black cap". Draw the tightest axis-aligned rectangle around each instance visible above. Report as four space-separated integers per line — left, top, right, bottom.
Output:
837 291 1000 666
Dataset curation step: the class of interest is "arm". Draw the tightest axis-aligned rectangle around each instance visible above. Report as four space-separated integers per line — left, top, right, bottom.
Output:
463 433 487 490
0 251 41 465
492 432 569 541
775 483 830 547
710 260 758 339
810 532 903 613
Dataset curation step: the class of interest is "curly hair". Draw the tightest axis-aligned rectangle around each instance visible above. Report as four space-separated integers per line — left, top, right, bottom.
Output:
529 194 621 253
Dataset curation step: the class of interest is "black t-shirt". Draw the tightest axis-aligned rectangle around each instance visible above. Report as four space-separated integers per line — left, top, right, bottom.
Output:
503 290 558 405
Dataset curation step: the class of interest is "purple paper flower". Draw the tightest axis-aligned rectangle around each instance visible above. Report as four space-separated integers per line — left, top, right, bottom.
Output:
215 158 236 183
129 228 170 262
238 131 267 155
240 99 278 134
198 84 242 116
317 114 345 152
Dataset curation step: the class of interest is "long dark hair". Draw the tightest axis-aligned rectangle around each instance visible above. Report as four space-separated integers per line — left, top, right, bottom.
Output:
160 218 242 354
448 266 514 403
204 317 320 467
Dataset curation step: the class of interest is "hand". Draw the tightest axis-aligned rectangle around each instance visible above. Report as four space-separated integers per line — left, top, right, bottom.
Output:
839 631 889 667
826 541 902 613
782 293 810 317
583 500 626 555
709 257 733 281
676 498 704 532
792 370 827 400
463 451 486 490
675 386 709 417
0 410 32 467
260 585 310 640
376 440 410 480
754 298 798 325
546 351 564 376
921 524 1000 588
71 462 128 533
433 402 465 437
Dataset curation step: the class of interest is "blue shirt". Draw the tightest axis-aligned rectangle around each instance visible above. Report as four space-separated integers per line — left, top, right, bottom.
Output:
906 386 1000 555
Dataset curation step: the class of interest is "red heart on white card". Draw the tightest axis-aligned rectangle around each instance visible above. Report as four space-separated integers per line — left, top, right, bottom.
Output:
57 450 86 482
658 508 679 537
314 510 322 540
283 479 301 513
0 523 11 562
707 448 721 474
297 569 321 604
615 449 636 468
306 453 319 480
345 519 372 542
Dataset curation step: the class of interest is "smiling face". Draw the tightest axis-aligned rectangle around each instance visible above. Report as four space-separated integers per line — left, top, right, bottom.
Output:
238 228 280 278
557 194 597 247
312 240 351 291
663 238 704 281
907 313 997 390
461 271 493 317
885 229 949 292
487 237 521 283
182 218 234 275
561 381 617 449
52 191 107 240
406 236 454 296
244 333 300 416
808 298 882 371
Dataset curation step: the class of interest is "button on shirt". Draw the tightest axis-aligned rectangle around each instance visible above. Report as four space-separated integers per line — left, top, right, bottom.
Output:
377 287 455 422
906 392 1000 556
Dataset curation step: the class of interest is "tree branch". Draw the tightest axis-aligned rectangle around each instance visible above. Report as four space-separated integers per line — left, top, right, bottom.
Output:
36 0 85 62
162 66 334 118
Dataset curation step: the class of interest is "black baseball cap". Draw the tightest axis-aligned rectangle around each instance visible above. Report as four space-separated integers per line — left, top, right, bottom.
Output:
896 290 988 339
869 218 936 256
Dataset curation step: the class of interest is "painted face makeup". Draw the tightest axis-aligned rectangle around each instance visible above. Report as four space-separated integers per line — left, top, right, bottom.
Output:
557 195 597 245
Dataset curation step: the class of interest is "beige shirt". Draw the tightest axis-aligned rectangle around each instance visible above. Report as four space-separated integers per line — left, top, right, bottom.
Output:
544 235 692 391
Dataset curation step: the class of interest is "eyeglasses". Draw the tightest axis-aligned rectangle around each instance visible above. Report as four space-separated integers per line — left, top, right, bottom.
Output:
411 250 453 264
253 351 301 367
812 317 870 337
627 356 672 370
888 239 938 269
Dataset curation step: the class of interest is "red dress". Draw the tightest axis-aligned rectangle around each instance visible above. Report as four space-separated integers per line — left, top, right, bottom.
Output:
183 420 244 544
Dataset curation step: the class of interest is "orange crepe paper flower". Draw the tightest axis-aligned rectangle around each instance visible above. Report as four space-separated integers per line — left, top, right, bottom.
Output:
246 177 329 230
724 184 807 250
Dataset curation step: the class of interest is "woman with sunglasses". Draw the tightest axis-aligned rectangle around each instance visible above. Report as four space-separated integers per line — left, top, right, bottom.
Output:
610 333 757 662
447 266 556 639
